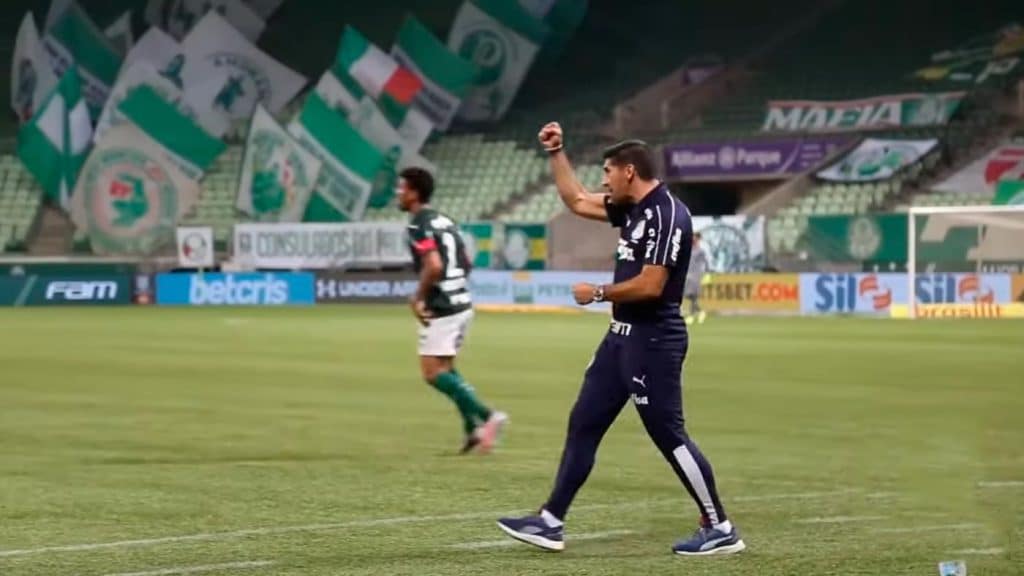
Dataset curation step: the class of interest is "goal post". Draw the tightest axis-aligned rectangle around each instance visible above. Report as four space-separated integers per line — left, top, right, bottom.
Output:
907 204 1024 318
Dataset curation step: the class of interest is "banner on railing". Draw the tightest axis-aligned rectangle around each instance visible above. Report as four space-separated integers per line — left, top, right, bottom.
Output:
664 136 850 180
233 222 412 269
816 138 938 182
763 92 966 132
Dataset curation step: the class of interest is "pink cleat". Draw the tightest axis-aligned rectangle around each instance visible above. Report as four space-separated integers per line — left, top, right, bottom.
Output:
476 411 508 453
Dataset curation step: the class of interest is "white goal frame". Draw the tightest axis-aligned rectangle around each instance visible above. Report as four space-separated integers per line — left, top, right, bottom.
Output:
907 204 1024 318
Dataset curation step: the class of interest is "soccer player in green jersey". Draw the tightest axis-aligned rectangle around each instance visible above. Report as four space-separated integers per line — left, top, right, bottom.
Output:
397 167 508 454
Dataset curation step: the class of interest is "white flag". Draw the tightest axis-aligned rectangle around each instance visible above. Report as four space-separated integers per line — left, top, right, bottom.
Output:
448 0 548 121
314 71 360 115
104 11 134 54
122 26 182 74
145 0 266 42
71 123 200 255
180 11 306 120
11 12 59 124
238 105 322 222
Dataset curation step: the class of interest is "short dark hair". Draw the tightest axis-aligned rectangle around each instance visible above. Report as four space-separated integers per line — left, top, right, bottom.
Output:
400 167 434 203
602 139 656 180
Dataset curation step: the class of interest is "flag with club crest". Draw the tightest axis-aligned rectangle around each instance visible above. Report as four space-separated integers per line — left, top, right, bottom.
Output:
449 0 549 122
180 11 306 121
70 123 200 255
11 12 59 124
238 105 322 222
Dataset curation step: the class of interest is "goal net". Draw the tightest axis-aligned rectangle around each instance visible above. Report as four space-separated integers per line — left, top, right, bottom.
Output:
905 205 1024 318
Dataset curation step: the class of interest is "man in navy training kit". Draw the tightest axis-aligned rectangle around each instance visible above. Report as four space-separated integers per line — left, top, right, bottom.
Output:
496 123 745 556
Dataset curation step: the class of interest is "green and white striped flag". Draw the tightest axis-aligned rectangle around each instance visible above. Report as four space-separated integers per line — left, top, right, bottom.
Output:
16 66 93 211
11 12 59 124
449 0 549 122
70 123 200 255
238 105 322 222
314 71 360 115
347 96 437 209
392 15 478 130
287 93 385 222
43 2 123 119
334 26 434 151
96 61 231 144
114 84 226 180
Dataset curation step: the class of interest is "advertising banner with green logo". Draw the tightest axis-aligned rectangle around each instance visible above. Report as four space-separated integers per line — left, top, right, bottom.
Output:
816 138 938 182
993 180 1024 205
237 104 322 222
501 223 546 270
71 123 200 255
763 92 966 133
459 222 494 268
803 213 1024 272
448 0 549 122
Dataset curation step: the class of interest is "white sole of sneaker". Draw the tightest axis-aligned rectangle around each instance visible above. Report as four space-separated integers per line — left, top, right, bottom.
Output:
674 539 746 556
496 521 564 552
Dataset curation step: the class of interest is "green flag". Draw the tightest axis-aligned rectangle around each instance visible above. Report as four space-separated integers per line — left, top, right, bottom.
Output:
993 180 1024 205
17 66 93 211
287 93 385 222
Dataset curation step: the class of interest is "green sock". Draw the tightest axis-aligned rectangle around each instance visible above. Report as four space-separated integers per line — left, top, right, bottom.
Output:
433 371 492 435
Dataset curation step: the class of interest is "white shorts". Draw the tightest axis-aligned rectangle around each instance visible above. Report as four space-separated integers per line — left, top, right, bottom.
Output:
418 308 474 357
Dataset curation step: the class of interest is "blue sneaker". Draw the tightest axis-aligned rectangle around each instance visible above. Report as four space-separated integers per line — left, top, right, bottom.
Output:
672 523 746 556
496 514 565 551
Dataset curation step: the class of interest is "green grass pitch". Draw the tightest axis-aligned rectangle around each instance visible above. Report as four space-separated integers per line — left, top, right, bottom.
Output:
0 306 1021 575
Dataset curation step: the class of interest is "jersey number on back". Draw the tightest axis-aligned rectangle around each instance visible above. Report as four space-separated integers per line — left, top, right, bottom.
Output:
440 232 465 279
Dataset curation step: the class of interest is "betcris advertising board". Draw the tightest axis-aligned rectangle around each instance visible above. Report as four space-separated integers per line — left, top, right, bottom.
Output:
156 273 315 306
801 273 1012 314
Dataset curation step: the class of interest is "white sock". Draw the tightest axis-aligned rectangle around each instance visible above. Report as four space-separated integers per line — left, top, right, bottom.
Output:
540 509 564 528
713 520 733 533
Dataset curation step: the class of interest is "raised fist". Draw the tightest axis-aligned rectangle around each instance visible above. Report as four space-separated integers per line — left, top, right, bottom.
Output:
538 122 563 151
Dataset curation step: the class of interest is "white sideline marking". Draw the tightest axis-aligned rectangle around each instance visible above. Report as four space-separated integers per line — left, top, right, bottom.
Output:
977 480 1024 488
951 547 1004 556
875 523 983 534
797 515 887 524
103 560 274 576
0 489 858 558
451 530 635 550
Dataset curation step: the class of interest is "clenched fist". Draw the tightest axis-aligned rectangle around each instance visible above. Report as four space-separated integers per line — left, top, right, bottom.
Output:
538 122 563 151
